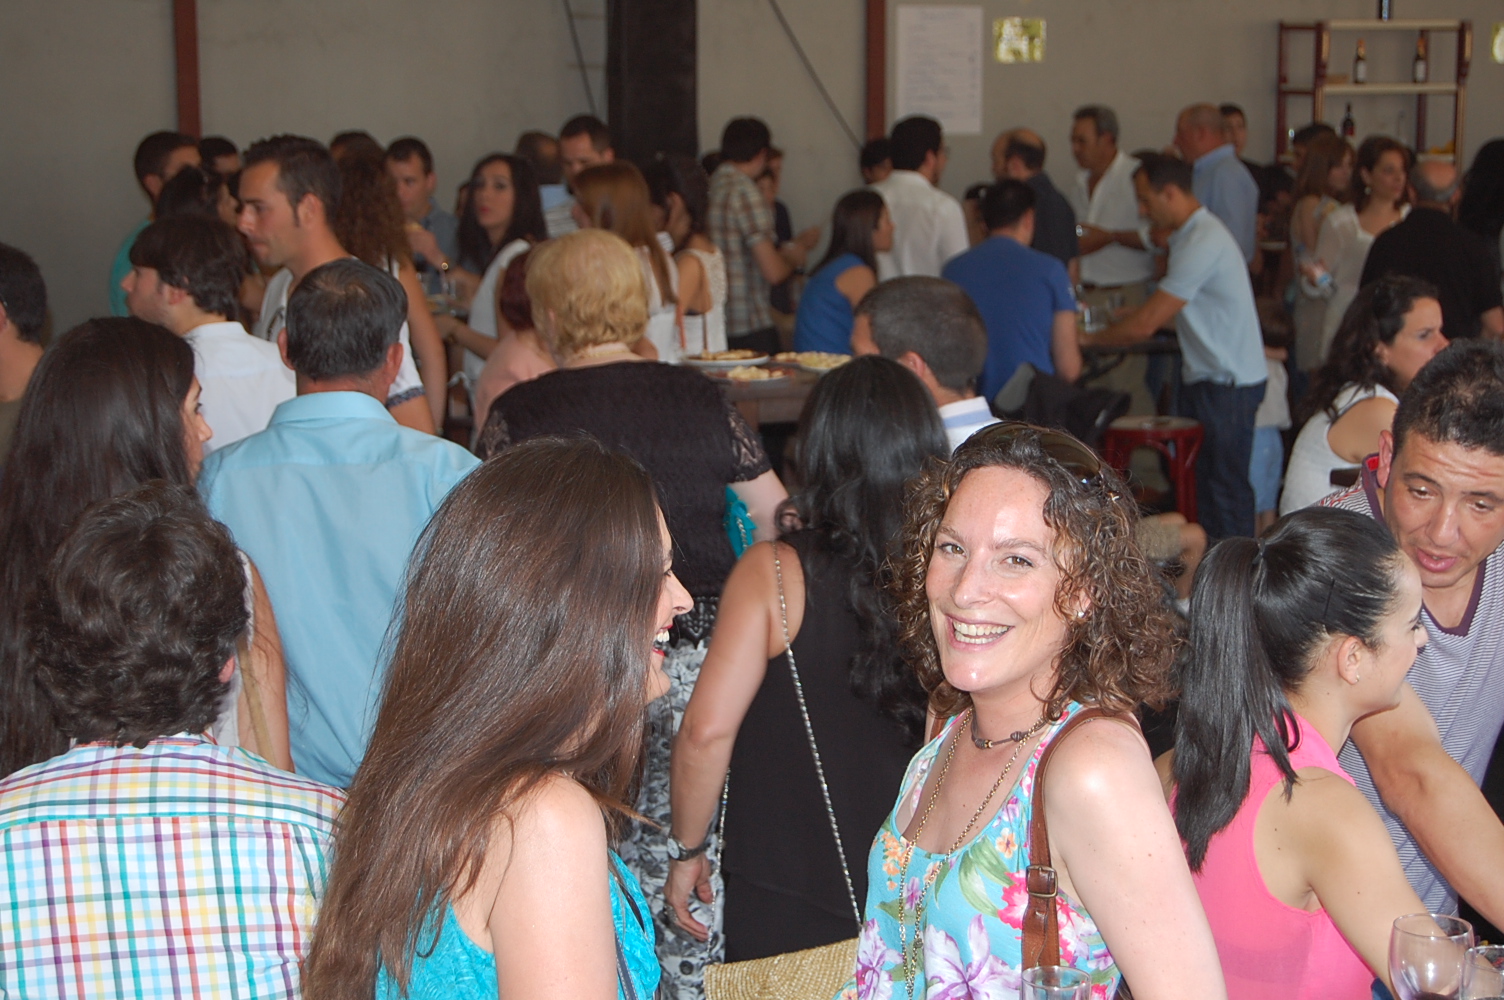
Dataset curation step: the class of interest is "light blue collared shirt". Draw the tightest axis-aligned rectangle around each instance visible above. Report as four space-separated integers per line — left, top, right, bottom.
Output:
197 391 479 787
1192 144 1258 264
1160 207 1266 387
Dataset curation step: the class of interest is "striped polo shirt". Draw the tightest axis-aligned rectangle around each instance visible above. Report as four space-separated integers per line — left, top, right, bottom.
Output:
0 734 344 999
1324 463 1504 913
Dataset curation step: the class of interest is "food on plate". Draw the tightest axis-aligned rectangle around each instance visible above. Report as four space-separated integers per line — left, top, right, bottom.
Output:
688 349 761 361
775 351 851 370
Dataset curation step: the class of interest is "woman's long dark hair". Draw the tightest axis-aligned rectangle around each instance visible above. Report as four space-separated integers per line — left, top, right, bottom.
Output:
1459 139 1504 250
332 148 411 270
643 154 711 248
1297 273 1440 426
456 153 546 273
303 437 666 1000
1173 506 1403 869
813 189 885 275
784 356 948 738
0 318 196 777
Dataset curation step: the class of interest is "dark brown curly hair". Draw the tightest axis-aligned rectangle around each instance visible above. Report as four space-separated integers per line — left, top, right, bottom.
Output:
890 423 1180 722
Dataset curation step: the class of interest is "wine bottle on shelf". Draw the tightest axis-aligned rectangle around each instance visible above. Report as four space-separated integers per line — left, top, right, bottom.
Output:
1354 39 1368 84
1341 104 1356 139
1413 35 1428 83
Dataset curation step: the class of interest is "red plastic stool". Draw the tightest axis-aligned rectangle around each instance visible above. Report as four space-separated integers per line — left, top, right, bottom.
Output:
1101 415 1204 524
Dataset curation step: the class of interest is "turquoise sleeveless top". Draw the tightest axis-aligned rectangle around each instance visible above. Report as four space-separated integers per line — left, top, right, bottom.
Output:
793 253 863 354
375 851 659 999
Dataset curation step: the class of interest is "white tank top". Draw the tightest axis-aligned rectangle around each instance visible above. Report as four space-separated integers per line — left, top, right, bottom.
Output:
1279 381 1398 515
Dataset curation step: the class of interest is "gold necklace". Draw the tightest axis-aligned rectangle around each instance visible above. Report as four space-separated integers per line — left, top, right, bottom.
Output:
896 708 1049 998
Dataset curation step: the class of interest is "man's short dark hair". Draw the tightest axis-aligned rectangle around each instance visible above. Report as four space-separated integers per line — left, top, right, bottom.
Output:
1292 122 1337 147
1219 103 1246 121
981 179 1037 231
133 131 198 188
242 135 342 217
860 137 892 172
856 277 987 393
198 135 237 167
129 217 247 320
720 117 772 164
1134 152 1195 195
1004 137 1045 173
28 481 248 746
384 136 434 175
560 114 612 152
0 242 48 343
1393 340 1504 458
890 116 943 172
286 258 406 381
514 131 563 185
1072 105 1120 143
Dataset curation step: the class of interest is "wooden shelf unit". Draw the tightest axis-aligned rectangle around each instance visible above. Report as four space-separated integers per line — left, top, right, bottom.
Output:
1276 19 1471 160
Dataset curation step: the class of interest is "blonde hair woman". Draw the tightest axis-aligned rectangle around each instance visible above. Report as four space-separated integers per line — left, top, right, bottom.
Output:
477 228 788 997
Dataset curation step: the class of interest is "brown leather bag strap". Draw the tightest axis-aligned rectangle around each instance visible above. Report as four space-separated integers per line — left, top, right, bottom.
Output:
1020 706 1134 971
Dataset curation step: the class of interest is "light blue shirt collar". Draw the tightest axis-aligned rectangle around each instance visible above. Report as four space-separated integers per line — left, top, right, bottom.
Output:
270 390 396 426
1193 143 1237 174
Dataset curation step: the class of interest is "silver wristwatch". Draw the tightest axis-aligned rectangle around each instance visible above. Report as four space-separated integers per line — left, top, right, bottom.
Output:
666 834 710 861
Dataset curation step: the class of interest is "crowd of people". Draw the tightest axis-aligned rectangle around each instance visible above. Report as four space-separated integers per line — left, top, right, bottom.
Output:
0 100 1502 1000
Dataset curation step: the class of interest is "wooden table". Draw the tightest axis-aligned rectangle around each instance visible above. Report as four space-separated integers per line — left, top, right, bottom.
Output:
1080 331 1180 382
718 366 819 427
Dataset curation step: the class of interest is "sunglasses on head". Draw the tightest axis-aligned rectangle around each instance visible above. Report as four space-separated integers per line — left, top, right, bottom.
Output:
969 421 1109 492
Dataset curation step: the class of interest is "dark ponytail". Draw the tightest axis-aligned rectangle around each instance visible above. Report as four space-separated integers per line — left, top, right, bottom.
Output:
1173 506 1403 869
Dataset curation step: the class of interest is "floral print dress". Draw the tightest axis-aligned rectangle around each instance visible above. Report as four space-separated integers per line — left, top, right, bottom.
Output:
836 702 1119 1000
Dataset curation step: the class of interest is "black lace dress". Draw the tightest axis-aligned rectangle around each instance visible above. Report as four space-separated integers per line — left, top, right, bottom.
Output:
476 360 773 998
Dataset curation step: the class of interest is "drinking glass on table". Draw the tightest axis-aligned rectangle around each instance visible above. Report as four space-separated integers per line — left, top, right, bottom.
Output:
1463 945 1504 1000
1022 965 1091 1000
1390 912 1474 1000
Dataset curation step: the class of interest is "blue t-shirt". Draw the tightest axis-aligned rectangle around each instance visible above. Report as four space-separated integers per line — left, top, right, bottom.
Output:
793 253 863 354
942 236 1076 404
1159 207 1266 387
197 392 479 787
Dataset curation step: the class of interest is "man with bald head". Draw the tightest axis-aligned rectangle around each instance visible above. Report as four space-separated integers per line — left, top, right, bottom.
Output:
991 128 1077 266
1174 103 1258 264
1362 160 1504 340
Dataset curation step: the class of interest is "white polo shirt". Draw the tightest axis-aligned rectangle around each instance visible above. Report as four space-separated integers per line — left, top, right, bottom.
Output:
870 170 970 281
1071 151 1156 287
184 320 295 454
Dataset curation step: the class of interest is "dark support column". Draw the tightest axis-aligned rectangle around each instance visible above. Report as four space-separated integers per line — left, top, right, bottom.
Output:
173 0 201 137
866 0 886 139
607 0 698 162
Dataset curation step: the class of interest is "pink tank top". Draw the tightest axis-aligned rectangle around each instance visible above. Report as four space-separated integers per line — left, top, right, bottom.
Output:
1189 713 1374 1000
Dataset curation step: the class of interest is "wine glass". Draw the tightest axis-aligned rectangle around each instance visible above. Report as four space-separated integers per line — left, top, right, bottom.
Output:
1463 945 1504 1000
1390 912 1474 1000
1022 965 1091 1000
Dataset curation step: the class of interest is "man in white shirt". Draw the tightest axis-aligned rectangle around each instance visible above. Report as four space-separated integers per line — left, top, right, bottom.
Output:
870 116 970 281
1069 104 1156 306
122 216 293 454
238 135 432 433
850 276 997 451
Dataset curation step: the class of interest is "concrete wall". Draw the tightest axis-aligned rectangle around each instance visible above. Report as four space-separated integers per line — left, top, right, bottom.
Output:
883 0 1504 205
1 0 1500 331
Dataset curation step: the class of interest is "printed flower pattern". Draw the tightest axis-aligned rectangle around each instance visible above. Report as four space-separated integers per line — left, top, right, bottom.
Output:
834 703 1119 1000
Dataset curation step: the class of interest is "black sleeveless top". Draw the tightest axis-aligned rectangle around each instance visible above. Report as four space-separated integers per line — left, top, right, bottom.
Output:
476 362 771 599
721 530 918 956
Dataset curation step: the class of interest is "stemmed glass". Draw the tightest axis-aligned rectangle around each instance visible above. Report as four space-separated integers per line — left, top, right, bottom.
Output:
1390 913 1475 1000
1462 945 1504 1000
1022 965 1091 1000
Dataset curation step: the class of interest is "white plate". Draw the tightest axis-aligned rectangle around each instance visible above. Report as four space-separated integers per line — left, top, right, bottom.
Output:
797 361 851 376
682 353 770 371
711 371 791 385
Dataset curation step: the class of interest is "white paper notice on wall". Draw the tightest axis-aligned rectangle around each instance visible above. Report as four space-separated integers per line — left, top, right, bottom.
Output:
895 5 983 135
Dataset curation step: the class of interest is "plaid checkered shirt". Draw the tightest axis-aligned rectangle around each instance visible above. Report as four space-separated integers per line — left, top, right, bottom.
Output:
0 734 343 999
707 162 777 337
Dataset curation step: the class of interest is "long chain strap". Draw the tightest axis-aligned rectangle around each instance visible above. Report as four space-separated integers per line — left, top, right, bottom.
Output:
772 544 863 928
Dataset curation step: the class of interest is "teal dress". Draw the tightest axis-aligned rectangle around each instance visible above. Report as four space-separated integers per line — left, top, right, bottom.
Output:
376 852 659 999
